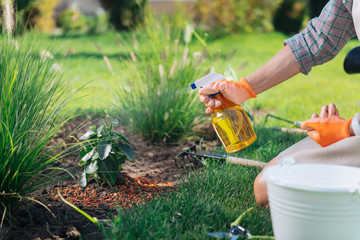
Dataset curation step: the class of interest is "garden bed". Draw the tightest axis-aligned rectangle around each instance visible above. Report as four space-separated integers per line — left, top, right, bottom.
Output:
2 117 216 240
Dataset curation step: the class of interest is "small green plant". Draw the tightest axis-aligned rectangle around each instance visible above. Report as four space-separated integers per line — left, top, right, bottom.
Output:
78 114 136 186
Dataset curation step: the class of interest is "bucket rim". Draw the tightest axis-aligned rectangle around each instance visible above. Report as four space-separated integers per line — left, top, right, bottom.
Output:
264 163 360 193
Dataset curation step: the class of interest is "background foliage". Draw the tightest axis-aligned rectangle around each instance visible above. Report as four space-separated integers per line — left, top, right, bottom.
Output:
5 0 332 36
14 0 36 11
100 0 148 31
20 0 58 33
57 8 88 33
308 0 328 18
193 0 282 35
273 0 307 34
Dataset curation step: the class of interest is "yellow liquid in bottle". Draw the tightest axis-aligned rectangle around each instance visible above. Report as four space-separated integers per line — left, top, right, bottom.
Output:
212 106 256 153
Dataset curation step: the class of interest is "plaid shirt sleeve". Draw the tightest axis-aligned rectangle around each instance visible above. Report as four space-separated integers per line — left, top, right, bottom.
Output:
284 0 357 75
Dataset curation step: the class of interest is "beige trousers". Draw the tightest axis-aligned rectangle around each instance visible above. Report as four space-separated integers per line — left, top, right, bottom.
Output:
278 136 360 167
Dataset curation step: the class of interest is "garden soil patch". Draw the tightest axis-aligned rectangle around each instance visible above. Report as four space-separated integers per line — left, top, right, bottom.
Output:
2 117 218 240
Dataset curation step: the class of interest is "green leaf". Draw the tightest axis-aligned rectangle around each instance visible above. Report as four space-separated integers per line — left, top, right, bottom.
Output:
92 152 99 160
79 130 96 140
97 154 119 185
79 143 93 158
79 172 89 187
85 161 98 174
98 140 112 160
115 155 127 166
97 124 104 137
112 119 119 126
111 132 131 144
80 148 95 165
116 143 136 162
111 134 119 141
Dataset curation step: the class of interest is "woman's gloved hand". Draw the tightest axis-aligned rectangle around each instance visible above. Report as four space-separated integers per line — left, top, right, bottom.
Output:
199 78 257 114
301 103 352 147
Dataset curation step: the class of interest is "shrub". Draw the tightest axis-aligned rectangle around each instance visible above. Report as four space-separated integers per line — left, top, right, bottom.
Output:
57 9 109 35
194 0 282 34
273 0 307 35
100 0 147 31
0 34 73 223
57 8 88 34
86 13 109 34
15 0 36 11
22 0 58 33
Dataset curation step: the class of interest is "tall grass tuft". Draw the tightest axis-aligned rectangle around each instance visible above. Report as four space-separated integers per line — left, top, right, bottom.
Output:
0 34 73 223
111 16 213 142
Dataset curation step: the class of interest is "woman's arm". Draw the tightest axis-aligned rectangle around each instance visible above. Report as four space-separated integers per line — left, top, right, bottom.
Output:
245 45 300 94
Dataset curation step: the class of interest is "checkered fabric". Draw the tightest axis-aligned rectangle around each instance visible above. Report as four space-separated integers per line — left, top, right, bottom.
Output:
285 0 357 74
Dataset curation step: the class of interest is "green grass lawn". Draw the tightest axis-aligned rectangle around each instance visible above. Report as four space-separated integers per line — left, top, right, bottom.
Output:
34 33 125 114
105 164 272 239
38 31 360 124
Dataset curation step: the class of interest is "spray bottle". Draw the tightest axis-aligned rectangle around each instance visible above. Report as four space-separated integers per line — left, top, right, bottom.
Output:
191 73 256 153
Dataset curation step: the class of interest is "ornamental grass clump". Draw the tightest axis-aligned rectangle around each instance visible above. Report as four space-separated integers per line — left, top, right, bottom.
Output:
0 34 73 224
111 17 213 142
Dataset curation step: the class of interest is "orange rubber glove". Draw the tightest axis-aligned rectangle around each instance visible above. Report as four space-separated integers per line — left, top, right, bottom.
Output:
301 116 353 147
199 78 257 112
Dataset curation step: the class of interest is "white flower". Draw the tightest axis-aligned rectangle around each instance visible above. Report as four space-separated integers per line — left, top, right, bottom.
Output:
51 63 62 73
40 50 53 60
184 24 194 44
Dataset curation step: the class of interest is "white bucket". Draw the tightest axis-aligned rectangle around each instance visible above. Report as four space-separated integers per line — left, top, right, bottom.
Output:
263 163 360 240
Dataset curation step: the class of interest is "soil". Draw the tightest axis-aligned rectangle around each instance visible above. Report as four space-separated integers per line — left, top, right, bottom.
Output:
1 117 219 240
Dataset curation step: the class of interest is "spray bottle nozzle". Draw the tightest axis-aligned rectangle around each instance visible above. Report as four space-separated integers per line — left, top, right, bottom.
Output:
190 72 225 90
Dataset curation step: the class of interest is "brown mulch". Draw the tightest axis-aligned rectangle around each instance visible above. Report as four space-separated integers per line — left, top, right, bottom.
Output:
2 116 218 240
51 174 175 209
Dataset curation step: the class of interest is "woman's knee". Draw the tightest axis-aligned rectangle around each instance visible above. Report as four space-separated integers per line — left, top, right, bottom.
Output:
254 157 278 208
254 173 269 207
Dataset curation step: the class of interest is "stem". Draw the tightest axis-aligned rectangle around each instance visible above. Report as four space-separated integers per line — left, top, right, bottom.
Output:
231 207 254 227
